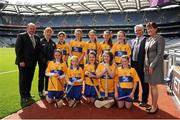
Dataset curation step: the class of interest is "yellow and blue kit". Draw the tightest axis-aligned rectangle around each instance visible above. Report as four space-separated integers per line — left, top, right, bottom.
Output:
99 42 112 62
84 64 99 98
115 67 140 102
111 43 131 65
46 61 67 99
84 41 100 55
96 63 116 97
66 66 84 100
56 43 69 63
69 40 86 68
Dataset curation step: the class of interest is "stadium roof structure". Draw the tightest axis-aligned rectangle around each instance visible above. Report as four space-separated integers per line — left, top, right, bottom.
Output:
0 0 179 15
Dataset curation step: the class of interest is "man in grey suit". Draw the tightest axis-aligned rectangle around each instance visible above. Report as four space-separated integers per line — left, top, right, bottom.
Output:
15 23 40 103
131 24 149 107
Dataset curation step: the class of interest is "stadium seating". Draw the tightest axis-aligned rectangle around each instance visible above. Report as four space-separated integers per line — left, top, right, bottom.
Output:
0 7 179 47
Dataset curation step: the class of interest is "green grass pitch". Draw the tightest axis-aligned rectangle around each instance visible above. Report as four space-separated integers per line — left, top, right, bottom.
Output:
0 48 40 118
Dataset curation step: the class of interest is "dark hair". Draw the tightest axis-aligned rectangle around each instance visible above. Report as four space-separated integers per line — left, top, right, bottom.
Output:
103 30 113 48
88 51 98 70
146 22 158 32
54 49 63 63
102 51 114 66
121 55 129 61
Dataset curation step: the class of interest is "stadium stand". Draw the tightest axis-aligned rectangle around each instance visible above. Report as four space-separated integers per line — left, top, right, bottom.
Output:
0 6 179 47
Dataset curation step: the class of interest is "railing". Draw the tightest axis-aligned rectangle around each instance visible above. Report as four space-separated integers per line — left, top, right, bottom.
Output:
164 49 180 104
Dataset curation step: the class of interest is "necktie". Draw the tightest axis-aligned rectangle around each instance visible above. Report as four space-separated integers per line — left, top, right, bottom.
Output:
30 35 36 48
137 37 140 45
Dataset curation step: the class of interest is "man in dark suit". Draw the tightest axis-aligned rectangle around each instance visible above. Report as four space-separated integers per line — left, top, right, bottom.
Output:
131 24 149 107
15 23 40 103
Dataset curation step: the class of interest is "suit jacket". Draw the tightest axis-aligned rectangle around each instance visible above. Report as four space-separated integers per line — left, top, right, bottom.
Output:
15 32 40 67
131 36 147 73
144 35 165 84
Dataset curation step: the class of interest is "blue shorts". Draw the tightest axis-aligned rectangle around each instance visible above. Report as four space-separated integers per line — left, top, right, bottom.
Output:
84 84 98 98
118 88 132 102
47 91 64 99
100 92 114 98
67 85 82 100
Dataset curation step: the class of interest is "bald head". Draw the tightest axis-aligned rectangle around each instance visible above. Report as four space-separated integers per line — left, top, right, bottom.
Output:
27 23 36 36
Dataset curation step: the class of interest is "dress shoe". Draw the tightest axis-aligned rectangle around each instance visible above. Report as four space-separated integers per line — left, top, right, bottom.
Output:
27 95 35 100
21 98 28 103
39 92 45 99
139 102 147 107
147 106 158 114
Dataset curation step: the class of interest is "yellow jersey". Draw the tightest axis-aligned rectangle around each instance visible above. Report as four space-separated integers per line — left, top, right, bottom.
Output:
99 42 112 62
46 61 67 91
66 67 84 86
84 64 99 86
96 63 116 93
115 67 140 89
111 43 131 64
69 40 86 64
84 41 100 55
56 43 69 62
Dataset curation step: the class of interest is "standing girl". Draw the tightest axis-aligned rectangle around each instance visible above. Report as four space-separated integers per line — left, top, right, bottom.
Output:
111 31 131 66
99 30 113 62
66 56 84 108
96 51 116 108
85 30 100 62
45 49 67 106
115 55 139 109
84 51 99 103
56 31 69 64
69 29 86 69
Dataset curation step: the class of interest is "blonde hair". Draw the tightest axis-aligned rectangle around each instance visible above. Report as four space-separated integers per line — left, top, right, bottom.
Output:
43 27 54 36
70 55 78 62
57 31 66 38
74 28 83 34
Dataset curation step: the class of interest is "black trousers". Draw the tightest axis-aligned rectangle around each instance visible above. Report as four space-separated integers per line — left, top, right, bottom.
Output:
18 65 36 98
131 61 149 103
38 63 49 92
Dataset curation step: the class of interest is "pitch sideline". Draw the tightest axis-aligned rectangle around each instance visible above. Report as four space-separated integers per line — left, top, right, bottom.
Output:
0 70 18 75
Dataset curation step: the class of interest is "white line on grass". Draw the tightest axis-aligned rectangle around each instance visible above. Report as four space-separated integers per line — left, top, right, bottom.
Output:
0 70 18 75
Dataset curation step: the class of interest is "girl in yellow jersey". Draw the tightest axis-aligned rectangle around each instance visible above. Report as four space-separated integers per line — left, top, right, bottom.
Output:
66 56 84 108
85 30 100 63
96 51 116 108
69 29 86 69
56 31 69 64
84 51 99 103
111 31 131 66
99 30 113 62
45 49 67 104
115 55 139 109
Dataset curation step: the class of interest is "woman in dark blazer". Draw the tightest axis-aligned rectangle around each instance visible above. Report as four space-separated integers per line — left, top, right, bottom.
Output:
144 22 165 114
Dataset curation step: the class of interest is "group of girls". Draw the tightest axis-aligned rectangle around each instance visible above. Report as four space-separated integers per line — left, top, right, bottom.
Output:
45 28 140 109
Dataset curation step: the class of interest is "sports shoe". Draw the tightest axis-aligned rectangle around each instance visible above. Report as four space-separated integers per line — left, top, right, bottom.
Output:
55 100 64 108
68 99 75 107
